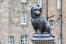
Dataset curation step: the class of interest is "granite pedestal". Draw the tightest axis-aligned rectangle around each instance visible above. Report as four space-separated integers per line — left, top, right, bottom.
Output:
31 33 55 44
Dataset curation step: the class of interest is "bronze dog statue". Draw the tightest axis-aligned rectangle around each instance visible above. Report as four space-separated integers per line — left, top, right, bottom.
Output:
31 6 52 34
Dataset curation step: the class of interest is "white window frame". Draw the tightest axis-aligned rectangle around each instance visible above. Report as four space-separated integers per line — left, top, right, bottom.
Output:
58 37 61 44
20 35 28 44
57 0 60 9
8 36 14 44
37 0 42 8
20 11 27 25
21 0 27 3
49 20 55 28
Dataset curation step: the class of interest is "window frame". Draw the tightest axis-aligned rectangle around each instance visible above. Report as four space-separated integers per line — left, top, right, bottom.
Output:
49 20 55 28
58 37 61 44
20 11 27 25
8 36 14 44
20 35 28 44
21 0 27 3
57 0 60 9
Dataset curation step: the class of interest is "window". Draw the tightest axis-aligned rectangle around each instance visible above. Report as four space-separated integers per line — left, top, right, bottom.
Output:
56 18 61 27
37 0 42 8
49 20 55 28
20 35 28 44
21 0 27 3
20 11 27 25
58 38 61 44
8 36 14 44
57 0 60 9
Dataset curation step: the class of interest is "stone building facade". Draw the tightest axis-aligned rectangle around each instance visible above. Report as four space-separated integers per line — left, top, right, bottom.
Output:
0 0 66 44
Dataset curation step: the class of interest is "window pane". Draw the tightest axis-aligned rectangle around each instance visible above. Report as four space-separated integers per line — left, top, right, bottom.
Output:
8 36 14 44
57 0 60 9
56 18 60 26
49 20 55 28
23 11 27 17
21 0 27 3
20 11 27 25
20 35 28 44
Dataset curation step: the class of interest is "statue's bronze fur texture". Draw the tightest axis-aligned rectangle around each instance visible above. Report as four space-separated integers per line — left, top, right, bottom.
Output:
31 6 52 34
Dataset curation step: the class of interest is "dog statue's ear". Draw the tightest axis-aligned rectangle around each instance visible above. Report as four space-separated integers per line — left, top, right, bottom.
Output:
31 7 33 15
31 7 35 18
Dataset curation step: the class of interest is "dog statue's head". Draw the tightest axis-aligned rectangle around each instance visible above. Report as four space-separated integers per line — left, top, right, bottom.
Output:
31 5 42 18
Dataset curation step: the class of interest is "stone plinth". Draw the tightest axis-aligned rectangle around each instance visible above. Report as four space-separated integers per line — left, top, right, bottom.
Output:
31 33 55 44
